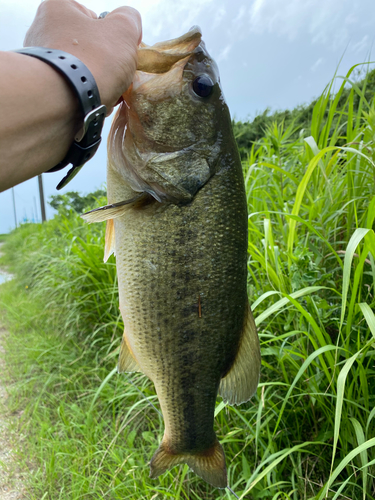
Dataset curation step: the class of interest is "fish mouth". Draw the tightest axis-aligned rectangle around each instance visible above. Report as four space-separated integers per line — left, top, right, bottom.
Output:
137 26 203 74
124 26 218 106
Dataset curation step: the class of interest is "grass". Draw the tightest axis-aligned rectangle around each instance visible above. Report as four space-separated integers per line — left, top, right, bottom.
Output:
0 233 10 242
0 62 375 499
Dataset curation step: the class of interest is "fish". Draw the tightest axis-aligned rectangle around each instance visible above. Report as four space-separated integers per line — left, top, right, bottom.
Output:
82 26 261 489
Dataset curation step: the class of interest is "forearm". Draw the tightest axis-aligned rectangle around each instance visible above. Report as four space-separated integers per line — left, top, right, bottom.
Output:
0 1 141 192
0 51 80 191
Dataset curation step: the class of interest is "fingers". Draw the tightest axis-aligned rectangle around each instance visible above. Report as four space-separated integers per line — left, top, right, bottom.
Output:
70 1 97 20
106 6 143 45
37 0 97 20
24 1 143 110
83 7 97 19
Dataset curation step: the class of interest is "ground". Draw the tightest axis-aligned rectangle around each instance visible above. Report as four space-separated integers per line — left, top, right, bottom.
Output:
0 328 27 500
0 243 27 500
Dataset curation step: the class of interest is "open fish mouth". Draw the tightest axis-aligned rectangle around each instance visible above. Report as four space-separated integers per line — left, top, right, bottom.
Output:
137 26 203 74
128 25 211 103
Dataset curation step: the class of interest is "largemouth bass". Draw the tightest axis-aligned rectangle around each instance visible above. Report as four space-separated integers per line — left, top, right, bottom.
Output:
83 27 261 489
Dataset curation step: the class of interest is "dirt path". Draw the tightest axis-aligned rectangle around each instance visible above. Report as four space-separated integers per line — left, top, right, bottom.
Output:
0 243 12 286
0 328 27 500
0 244 27 499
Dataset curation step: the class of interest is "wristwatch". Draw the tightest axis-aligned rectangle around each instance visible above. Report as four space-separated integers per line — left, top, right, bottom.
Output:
13 47 107 190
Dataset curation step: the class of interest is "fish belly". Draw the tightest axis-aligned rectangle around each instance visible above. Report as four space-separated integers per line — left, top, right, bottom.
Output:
114 161 248 454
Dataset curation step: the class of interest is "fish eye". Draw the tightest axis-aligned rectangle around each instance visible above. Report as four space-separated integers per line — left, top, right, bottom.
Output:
192 75 214 98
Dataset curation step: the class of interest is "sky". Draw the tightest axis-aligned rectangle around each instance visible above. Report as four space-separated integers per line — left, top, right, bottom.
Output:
1 0 375 233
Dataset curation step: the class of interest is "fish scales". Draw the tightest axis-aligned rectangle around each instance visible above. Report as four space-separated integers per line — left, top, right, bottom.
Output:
114 155 248 453
82 26 261 489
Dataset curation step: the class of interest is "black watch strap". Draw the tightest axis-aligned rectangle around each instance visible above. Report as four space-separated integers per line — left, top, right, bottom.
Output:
13 47 107 190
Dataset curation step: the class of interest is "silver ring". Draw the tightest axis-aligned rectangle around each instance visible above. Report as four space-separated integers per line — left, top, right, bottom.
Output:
98 11 110 19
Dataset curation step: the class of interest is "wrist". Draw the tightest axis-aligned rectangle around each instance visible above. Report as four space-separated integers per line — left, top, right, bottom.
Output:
13 47 106 189
73 49 127 113
0 51 79 191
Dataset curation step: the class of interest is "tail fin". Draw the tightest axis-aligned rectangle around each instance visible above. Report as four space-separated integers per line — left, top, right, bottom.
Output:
149 438 227 488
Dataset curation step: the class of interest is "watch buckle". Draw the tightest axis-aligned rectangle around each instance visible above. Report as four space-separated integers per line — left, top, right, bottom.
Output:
75 104 107 142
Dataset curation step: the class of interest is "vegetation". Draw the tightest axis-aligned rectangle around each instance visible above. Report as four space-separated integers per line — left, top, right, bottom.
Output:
49 189 107 215
0 62 375 499
234 65 375 159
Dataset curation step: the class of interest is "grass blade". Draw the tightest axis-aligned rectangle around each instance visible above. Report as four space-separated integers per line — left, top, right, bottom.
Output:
358 302 375 340
318 438 375 500
340 228 370 330
255 286 327 326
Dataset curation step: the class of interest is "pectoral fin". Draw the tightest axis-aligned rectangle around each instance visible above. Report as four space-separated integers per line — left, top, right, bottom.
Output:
117 332 142 373
104 219 115 263
80 193 146 223
219 303 261 405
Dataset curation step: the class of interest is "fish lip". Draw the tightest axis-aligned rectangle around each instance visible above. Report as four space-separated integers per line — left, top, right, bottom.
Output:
189 24 201 32
136 26 203 74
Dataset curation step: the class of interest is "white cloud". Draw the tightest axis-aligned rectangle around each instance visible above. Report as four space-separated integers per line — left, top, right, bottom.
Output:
136 0 218 42
311 57 324 72
352 35 371 55
247 0 375 52
248 0 317 40
212 6 227 29
344 12 358 26
233 5 247 25
249 0 264 24
217 43 232 62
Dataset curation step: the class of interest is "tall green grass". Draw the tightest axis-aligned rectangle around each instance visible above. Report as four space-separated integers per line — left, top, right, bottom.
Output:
1 63 375 499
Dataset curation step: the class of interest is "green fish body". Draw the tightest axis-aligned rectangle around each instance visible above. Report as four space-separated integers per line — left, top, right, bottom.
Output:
83 27 261 488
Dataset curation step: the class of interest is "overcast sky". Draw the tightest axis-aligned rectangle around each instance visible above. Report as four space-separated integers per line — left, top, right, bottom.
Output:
1 0 375 233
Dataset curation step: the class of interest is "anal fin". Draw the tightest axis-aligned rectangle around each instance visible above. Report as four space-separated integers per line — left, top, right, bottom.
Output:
219 303 261 405
150 437 227 488
117 331 142 373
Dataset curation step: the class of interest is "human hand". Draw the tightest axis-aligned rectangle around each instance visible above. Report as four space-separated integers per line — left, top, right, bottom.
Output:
24 0 142 115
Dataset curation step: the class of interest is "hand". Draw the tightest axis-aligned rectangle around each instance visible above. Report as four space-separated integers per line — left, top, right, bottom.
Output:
24 0 142 115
